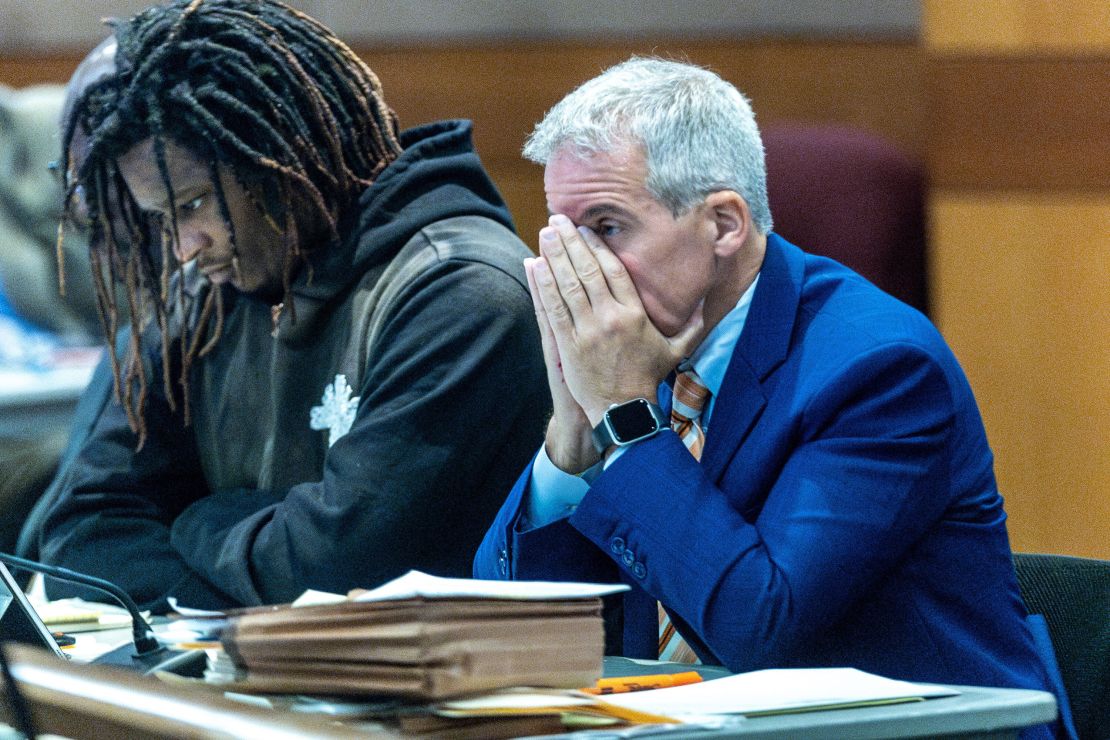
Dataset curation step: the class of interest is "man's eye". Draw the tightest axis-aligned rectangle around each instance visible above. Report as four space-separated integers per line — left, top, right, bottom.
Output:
180 196 205 213
597 222 622 237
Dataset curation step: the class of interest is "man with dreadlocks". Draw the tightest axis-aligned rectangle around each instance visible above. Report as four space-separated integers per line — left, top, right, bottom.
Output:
35 0 548 612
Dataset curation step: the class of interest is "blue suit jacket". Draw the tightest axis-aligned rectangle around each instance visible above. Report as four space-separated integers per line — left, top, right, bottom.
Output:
476 235 1063 732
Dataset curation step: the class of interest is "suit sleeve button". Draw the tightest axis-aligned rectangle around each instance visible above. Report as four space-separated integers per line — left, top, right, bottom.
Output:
632 562 646 579
621 550 635 567
609 537 626 555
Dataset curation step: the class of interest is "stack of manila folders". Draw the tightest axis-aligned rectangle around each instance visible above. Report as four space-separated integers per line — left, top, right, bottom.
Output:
175 570 959 737
207 571 620 698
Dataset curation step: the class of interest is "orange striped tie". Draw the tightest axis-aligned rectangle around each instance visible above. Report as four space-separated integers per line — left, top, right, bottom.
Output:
658 369 709 664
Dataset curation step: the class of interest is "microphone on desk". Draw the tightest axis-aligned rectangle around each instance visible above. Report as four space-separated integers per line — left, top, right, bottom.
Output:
0 551 201 676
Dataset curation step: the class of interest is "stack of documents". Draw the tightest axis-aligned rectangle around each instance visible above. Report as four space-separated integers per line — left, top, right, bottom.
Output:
398 667 958 737
215 571 628 700
599 666 959 716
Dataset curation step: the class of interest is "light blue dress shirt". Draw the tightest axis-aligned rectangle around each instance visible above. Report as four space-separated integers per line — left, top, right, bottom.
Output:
526 275 760 527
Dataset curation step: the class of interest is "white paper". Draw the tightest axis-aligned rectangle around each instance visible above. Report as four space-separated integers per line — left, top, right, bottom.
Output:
440 689 599 712
291 589 348 607
602 667 958 716
166 597 227 617
352 570 630 602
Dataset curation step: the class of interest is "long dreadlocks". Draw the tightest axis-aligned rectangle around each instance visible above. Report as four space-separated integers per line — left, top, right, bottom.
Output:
58 0 402 446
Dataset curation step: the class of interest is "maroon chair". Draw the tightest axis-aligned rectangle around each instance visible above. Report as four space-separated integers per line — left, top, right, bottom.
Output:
762 123 928 315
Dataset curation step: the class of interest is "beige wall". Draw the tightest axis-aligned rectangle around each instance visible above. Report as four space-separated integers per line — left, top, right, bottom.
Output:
924 0 1110 557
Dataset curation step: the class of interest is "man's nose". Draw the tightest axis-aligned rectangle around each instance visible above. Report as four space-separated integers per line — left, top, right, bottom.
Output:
174 228 211 263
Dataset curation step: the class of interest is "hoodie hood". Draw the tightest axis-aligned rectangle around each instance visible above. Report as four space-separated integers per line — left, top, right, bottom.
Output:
294 119 516 302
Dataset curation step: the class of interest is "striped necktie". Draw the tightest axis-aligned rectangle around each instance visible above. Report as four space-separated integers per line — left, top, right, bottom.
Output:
658 368 709 664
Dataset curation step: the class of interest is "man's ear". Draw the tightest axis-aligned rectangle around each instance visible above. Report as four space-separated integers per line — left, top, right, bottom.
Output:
704 190 751 258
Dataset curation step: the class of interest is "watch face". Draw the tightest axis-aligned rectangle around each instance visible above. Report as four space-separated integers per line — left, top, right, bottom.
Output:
608 398 661 443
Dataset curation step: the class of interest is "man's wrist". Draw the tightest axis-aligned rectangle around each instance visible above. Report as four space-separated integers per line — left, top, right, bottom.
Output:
544 418 601 474
526 446 593 529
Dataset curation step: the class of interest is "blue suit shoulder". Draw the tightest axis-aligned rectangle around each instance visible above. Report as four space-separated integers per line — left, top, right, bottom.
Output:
770 236 974 407
792 243 942 357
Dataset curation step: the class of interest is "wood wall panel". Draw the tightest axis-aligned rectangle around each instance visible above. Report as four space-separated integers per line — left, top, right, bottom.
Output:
928 57 1110 189
364 39 924 246
930 194 1110 557
925 0 1109 558
0 54 82 87
1 39 923 245
924 0 1110 53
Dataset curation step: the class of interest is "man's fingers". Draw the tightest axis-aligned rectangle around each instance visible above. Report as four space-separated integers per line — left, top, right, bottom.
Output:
527 258 582 408
524 258 561 361
574 225 643 308
531 256 575 335
547 215 612 308
538 226 593 318
524 257 545 315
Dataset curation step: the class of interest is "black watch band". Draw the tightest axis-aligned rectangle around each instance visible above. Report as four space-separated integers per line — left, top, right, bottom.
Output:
591 398 667 454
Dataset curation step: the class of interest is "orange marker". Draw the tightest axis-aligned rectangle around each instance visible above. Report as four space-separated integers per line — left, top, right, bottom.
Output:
52 631 76 649
173 641 223 651
583 671 703 695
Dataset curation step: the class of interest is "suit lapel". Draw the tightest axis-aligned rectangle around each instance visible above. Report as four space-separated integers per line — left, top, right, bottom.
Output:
701 235 805 481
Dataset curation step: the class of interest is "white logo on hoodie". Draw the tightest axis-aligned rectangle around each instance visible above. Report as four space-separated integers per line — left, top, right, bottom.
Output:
309 375 360 447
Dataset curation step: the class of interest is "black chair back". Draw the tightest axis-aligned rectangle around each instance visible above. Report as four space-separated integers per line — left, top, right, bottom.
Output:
1014 553 1110 740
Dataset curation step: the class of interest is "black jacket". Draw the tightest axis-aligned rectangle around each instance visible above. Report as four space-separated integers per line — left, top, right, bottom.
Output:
40 120 549 611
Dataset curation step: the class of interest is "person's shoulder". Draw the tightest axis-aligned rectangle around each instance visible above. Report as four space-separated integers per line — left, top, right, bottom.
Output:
393 215 532 298
797 254 940 353
362 215 533 317
763 236 936 353
773 253 976 403
418 214 532 269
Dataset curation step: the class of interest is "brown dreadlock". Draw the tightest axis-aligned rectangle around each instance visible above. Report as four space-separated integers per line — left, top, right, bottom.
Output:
58 0 402 447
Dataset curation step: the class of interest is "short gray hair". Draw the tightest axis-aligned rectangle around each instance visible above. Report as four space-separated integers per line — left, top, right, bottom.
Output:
523 57 772 234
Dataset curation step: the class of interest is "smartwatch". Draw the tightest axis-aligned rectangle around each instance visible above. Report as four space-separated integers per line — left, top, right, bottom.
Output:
591 398 667 454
